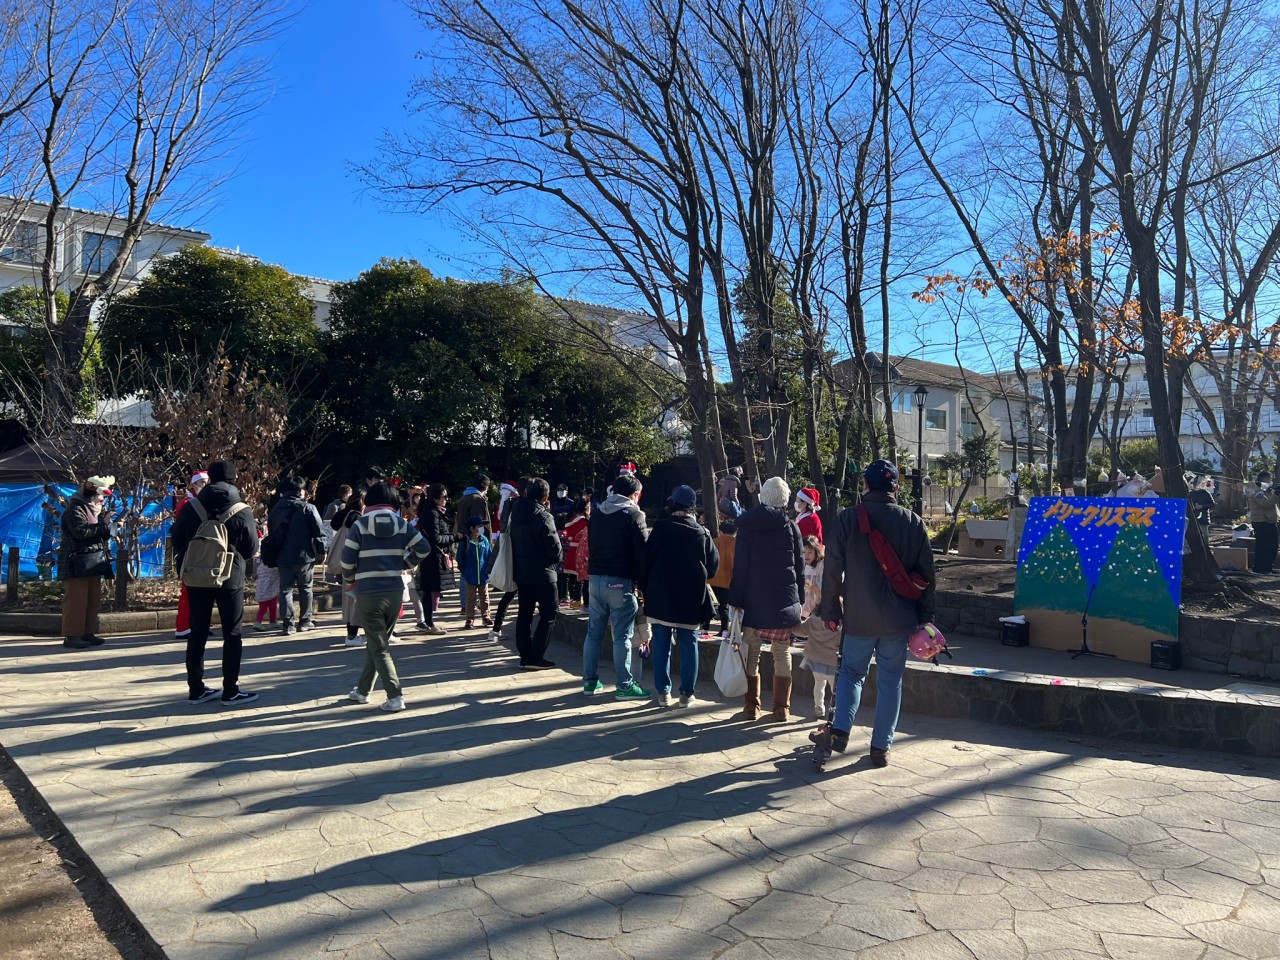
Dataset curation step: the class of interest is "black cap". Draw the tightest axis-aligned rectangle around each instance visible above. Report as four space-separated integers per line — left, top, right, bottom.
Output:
668 484 697 508
209 460 237 483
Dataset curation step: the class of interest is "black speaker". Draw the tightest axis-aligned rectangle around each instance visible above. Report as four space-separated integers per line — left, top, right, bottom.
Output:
1151 641 1181 671
1001 620 1030 647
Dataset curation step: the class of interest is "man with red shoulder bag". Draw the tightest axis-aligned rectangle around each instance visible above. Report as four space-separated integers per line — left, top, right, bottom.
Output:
815 460 936 767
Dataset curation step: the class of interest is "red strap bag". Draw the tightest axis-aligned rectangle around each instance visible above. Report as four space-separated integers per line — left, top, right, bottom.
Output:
856 505 929 600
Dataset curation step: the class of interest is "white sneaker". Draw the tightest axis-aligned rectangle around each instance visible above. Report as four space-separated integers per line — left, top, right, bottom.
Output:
488 630 501 642
348 688 369 704
656 691 671 707
345 635 364 647
676 693 695 709
380 696 406 712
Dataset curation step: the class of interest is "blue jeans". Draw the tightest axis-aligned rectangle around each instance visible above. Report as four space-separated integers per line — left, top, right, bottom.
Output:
833 633 909 751
583 574 639 686
651 624 697 696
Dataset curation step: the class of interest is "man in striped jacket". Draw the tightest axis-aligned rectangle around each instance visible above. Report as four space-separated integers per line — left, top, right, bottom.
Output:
340 481 431 712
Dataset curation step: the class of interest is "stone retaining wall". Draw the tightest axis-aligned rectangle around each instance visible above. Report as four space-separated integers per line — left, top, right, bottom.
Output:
931 588 1280 679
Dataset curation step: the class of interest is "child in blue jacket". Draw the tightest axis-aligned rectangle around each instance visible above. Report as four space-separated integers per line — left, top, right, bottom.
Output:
458 517 492 629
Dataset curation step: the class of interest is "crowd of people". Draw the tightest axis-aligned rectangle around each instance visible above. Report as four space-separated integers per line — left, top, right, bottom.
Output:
55 455 945 764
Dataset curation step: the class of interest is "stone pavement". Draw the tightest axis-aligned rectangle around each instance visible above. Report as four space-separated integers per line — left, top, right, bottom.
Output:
1 606 1279 960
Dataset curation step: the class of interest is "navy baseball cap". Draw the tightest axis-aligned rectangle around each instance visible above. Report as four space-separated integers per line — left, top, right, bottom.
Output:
865 459 899 491
668 484 697 508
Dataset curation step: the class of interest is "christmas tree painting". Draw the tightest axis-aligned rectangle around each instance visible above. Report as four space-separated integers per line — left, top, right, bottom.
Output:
1090 524 1180 638
1013 522 1089 615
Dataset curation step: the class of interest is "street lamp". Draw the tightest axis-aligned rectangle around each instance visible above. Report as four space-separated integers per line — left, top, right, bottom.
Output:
913 384 929 516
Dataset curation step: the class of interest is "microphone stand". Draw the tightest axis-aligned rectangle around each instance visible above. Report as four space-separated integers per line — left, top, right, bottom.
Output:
1070 582 1115 660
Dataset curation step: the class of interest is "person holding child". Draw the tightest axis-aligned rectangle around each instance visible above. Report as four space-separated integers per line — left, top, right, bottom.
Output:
458 516 493 630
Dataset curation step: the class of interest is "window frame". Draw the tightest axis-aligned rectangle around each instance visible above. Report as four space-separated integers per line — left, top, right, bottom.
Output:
82 231 123 274
1 221 41 263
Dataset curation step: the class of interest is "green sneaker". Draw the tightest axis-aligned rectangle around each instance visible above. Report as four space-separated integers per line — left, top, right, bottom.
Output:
583 679 606 695
615 681 650 700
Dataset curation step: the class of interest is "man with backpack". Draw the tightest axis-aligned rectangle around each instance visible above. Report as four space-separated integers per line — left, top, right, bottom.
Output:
267 477 326 635
171 459 259 705
816 460 936 766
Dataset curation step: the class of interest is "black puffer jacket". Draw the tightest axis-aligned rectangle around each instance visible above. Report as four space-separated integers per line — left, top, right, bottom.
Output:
727 504 805 629
818 489 936 637
170 482 258 591
587 493 648 581
417 505 462 594
507 497 561 586
57 491 110 581
267 494 325 567
640 514 719 627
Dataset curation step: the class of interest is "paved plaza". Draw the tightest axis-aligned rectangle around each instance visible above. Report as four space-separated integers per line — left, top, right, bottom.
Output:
1 609 1279 960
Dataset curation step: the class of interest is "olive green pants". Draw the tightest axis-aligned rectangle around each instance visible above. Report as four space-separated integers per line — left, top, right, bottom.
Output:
355 591 403 699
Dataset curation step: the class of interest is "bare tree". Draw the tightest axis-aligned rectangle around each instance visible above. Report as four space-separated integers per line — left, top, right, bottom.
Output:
3 0 289 425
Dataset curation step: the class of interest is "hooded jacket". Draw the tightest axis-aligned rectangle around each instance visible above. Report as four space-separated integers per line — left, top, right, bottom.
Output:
453 487 491 536
340 506 430 597
640 514 719 627
57 491 111 581
818 489 936 637
267 494 325 567
727 505 805 629
587 493 648 581
171 482 258 591
507 497 562 585
458 535 492 586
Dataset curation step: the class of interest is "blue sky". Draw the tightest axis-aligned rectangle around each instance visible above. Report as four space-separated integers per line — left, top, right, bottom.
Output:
192 0 472 284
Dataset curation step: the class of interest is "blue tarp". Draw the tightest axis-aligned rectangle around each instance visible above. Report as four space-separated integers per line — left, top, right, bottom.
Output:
0 483 172 582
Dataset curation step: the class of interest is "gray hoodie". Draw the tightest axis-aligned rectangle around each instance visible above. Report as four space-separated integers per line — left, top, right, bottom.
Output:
587 494 649 581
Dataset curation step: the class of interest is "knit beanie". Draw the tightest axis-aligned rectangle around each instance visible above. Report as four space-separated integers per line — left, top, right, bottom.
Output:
208 460 237 483
759 476 790 508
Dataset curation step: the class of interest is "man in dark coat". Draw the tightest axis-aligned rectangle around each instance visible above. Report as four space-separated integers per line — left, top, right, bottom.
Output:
268 476 325 635
171 460 259 705
727 476 805 720
581 474 649 699
817 459 936 766
506 477 562 669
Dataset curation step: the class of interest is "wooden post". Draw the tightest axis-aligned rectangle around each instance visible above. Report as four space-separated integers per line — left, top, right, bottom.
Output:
5 546 18 602
114 544 130 610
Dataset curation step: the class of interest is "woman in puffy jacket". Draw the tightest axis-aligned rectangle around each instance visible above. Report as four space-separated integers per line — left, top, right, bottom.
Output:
416 483 463 635
58 475 115 649
727 476 805 722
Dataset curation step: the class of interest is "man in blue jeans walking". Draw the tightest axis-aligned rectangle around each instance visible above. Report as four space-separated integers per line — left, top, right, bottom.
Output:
582 474 650 699
816 460 936 766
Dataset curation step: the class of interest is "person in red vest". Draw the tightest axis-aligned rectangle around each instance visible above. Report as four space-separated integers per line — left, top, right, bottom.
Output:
794 486 823 544
173 471 209 639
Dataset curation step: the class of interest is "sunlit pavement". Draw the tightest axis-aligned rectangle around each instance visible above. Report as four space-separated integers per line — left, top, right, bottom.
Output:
2 604 1279 960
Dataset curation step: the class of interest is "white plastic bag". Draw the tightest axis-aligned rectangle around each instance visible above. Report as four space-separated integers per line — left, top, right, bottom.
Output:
714 610 748 698
489 533 516 594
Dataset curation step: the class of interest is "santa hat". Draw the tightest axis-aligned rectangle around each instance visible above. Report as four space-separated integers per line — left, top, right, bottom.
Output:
796 487 820 512
500 481 520 497
189 471 208 487
618 462 637 477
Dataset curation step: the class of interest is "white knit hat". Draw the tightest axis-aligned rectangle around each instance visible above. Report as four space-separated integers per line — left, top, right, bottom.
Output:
759 476 790 508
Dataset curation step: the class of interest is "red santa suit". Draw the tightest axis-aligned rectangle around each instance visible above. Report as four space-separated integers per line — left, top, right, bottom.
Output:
795 486 823 544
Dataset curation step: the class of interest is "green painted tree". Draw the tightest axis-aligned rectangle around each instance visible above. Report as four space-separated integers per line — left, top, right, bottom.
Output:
1090 524 1180 638
1014 522 1089 615
97 245 320 393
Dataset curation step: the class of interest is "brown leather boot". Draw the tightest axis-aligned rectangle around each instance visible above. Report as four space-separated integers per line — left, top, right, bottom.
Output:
771 676 792 721
740 675 760 720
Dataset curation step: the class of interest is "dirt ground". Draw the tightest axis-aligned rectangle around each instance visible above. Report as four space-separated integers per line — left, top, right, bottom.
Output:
0 748 162 960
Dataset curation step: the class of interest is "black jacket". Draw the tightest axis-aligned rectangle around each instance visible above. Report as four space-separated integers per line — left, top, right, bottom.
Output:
507 497 561 585
267 494 325 567
171 482 258 591
818 490 936 637
417 505 462 594
586 493 648 581
727 504 805 629
57 491 111 581
640 514 719 626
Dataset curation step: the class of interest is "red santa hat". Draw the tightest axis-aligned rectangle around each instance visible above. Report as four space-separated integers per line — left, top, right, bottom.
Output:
796 487 821 511
189 471 209 487
500 481 520 497
618 462 637 476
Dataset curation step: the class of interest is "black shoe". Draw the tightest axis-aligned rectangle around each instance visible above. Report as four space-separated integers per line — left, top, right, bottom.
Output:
63 635 92 649
84 634 106 646
221 690 259 705
524 659 556 671
188 686 219 704
282 624 296 636
868 746 889 767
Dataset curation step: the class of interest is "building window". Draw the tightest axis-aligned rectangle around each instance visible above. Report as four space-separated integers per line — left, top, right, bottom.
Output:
82 232 122 274
926 408 947 431
1 221 40 262
1138 406 1153 419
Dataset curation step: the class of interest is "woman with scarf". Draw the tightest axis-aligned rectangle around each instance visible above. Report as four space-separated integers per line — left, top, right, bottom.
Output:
59 475 116 649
